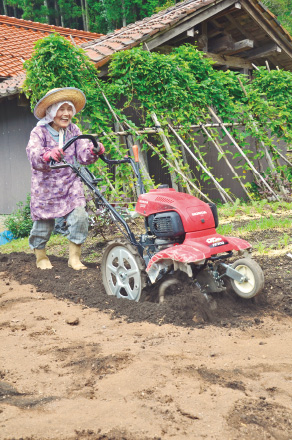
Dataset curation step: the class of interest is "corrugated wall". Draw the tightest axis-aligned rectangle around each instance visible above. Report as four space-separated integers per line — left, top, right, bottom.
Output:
0 97 34 214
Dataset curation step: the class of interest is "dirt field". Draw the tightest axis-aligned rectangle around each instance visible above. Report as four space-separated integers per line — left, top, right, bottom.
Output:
1 229 292 439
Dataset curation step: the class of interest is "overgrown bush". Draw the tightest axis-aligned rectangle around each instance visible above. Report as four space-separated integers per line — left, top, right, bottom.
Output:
4 194 33 238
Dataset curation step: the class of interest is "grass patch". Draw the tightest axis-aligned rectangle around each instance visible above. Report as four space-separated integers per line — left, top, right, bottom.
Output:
0 234 68 255
238 215 292 234
217 223 234 236
218 199 292 220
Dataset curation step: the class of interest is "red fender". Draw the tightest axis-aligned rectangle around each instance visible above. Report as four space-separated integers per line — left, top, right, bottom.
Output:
146 232 251 273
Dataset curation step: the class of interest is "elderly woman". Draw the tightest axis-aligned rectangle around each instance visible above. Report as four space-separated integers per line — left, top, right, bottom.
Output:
26 87 104 270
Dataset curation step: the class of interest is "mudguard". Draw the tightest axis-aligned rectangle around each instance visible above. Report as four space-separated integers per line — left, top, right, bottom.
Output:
146 232 251 282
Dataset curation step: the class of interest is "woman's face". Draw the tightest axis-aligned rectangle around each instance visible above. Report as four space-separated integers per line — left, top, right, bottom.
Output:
51 103 74 131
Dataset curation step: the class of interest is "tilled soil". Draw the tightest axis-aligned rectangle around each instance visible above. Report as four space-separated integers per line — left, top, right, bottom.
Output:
1 235 292 439
0 248 292 328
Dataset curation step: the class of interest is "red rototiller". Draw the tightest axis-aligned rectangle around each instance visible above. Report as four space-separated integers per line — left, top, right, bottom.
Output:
54 134 264 303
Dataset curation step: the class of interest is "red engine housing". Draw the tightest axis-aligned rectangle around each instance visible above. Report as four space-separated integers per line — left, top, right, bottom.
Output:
135 187 251 278
135 187 215 232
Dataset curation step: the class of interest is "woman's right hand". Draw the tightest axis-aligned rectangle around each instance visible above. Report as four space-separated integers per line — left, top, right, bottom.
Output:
43 148 64 162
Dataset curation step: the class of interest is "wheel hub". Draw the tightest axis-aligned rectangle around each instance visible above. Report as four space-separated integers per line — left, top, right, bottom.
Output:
118 268 128 283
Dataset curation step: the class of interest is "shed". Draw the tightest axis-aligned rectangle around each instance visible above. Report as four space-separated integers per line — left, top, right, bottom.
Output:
81 0 292 75
1 0 292 212
0 15 102 214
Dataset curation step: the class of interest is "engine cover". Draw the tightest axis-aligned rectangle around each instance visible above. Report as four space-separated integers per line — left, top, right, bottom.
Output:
148 211 184 238
136 187 216 233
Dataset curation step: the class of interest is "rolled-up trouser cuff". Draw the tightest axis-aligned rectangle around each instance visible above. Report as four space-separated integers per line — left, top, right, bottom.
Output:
29 206 89 249
29 219 55 250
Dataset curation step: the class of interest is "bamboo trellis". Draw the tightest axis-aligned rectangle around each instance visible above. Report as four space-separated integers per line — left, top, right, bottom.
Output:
93 77 288 203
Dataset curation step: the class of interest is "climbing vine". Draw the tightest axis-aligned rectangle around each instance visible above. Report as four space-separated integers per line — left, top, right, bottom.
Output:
23 34 292 203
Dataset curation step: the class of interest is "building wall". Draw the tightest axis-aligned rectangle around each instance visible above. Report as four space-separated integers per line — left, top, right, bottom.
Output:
0 96 34 214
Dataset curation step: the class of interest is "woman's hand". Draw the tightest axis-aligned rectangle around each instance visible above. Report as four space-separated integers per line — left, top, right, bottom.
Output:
43 148 64 162
90 142 105 156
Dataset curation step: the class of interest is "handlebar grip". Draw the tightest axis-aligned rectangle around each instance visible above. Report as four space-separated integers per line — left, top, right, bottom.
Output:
62 134 98 153
132 145 139 163
99 154 130 165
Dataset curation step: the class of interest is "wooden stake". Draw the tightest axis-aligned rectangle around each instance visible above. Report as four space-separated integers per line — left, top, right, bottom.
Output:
237 77 286 196
108 122 243 137
208 106 280 201
150 112 180 192
200 124 252 200
168 123 233 203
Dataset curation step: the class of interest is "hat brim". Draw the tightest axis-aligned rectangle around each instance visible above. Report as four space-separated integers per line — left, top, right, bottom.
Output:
34 87 86 119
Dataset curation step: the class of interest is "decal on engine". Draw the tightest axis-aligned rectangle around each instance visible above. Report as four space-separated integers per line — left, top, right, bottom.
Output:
191 211 207 216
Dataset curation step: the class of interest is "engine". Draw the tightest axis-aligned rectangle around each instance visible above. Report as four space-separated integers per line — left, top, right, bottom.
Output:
136 186 219 253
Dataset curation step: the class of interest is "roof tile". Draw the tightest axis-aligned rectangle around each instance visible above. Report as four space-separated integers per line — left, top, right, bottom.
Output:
0 14 102 80
0 73 25 97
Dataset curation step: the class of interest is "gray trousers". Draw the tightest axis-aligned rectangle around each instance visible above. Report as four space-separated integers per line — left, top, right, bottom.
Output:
29 206 88 250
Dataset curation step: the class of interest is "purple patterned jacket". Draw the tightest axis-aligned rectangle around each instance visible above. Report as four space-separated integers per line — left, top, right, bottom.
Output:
26 123 98 221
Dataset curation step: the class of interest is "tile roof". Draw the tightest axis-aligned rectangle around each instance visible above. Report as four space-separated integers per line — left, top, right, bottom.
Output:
0 15 102 96
81 0 215 67
0 73 25 97
81 0 292 69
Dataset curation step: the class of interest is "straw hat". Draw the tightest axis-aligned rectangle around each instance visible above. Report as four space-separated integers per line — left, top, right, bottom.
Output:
34 87 86 119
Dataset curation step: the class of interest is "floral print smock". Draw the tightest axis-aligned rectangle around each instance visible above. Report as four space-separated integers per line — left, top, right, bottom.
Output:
26 123 98 221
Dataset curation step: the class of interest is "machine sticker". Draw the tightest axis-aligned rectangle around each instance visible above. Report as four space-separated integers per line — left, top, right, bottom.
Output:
209 240 228 248
206 237 229 248
191 211 207 216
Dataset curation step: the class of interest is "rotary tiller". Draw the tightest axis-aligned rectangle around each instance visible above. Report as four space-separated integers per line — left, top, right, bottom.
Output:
55 135 264 303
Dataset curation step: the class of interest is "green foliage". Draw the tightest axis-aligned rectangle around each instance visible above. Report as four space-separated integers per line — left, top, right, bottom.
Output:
22 33 98 110
262 0 292 34
4 194 33 238
2 0 291 38
23 34 292 203
106 45 292 198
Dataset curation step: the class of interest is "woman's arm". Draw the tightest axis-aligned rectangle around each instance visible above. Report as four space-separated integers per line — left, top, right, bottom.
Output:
70 125 103 165
26 128 52 171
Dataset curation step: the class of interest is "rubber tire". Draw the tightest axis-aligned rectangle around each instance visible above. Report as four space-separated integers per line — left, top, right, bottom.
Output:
101 240 147 302
230 258 264 299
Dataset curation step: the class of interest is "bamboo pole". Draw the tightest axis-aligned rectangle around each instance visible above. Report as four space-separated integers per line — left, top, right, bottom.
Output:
237 78 286 195
208 106 280 201
145 139 212 202
94 80 154 188
151 112 188 192
108 122 243 136
236 76 292 168
200 124 252 200
168 123 233 203
270 144 292 167
122 121 207 199
237 78 276 172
